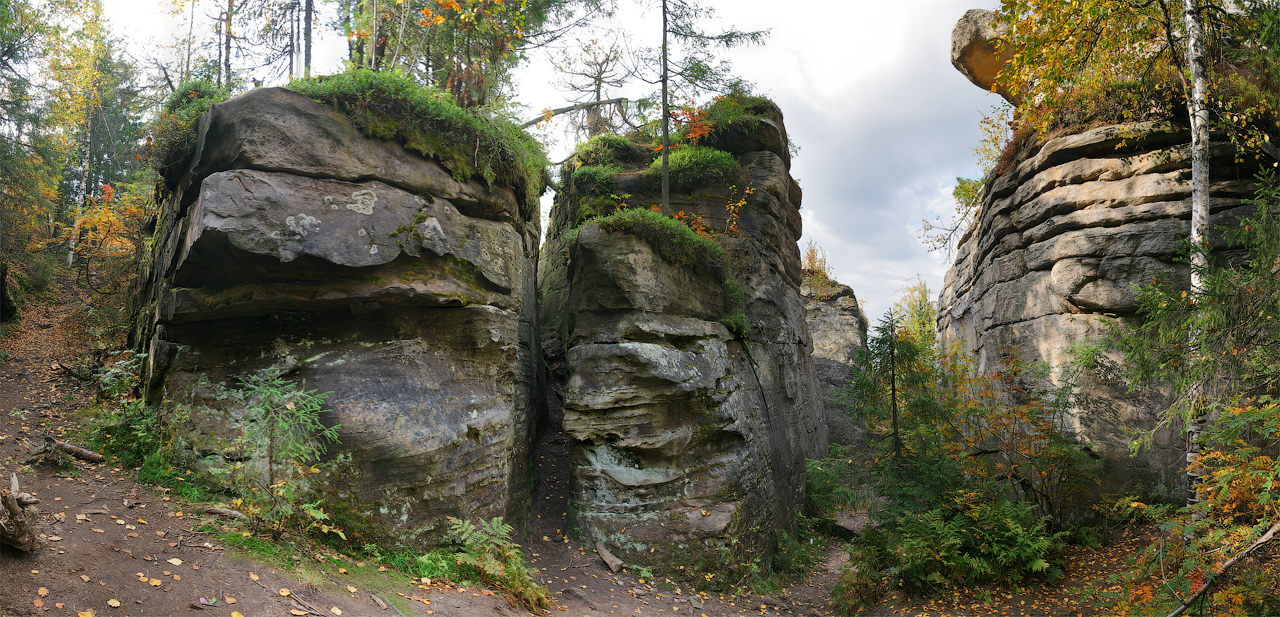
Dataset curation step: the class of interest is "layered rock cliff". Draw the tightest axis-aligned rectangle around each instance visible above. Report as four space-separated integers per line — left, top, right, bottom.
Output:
937 122 1262 490
802 282 868 447
130 87 543 548
538 107 825 573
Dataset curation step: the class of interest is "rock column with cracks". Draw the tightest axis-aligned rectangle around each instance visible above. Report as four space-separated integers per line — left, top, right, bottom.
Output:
539 102 824 575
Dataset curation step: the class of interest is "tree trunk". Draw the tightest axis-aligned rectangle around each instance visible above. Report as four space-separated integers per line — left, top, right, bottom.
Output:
224 0 234 90
660 0 670 214
0 262 12 323
303 0 312 78
67 131 93 268
1184 0 1211 511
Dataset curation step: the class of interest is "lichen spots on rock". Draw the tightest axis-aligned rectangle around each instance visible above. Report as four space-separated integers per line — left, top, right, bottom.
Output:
345 189 378 215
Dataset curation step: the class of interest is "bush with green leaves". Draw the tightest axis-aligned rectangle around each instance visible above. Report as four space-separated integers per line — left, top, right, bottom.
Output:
573 134 653 167
82 399 160 469
1101 172 1280 614
642 145 738 193
212 367 340 539
828 295 1097 613
288 69 549 214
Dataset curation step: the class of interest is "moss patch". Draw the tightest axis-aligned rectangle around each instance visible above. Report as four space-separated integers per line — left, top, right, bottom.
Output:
570 164 621 196
573 134 654 167
288 69 550 217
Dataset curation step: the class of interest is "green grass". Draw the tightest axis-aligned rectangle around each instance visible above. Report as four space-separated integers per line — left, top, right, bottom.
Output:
642 145 738 192
288 69 549 216
570 164 621 195
148 79 231 179
573 134 653 167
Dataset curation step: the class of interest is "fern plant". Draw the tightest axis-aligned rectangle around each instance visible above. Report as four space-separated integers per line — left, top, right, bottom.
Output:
447 517 551 611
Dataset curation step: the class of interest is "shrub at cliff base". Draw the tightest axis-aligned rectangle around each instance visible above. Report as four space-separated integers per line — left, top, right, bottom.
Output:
828 307 1103 614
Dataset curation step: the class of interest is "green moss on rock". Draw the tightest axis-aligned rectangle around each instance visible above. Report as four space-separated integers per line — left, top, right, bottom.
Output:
288 69 550 217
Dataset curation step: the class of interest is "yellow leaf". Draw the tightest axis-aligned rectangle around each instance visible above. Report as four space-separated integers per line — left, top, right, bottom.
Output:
232 613 244 617
291 610 308 616
107 599 121 608
38 587 48 597
249 572 259 581
149 579 162 587
347 585 358 593
167 558 183 566
280 588 292 597
331 608 343 616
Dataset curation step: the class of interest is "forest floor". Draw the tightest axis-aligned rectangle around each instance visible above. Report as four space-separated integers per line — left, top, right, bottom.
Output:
0 279 1205 617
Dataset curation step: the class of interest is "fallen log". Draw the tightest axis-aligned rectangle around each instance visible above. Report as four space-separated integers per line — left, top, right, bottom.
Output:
195 505 248 521
26 436 106 465
1 473 40 551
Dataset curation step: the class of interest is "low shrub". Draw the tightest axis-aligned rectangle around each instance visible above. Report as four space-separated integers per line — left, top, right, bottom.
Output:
446 517 551 611
210 367 341 539
573 134 652 167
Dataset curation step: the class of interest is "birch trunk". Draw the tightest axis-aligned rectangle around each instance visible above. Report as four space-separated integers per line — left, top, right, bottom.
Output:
1183 0 1211 511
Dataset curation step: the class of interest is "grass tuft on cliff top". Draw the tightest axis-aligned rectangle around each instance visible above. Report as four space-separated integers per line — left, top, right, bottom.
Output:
146 79 231 181
288 69 550 217
641 145 738 192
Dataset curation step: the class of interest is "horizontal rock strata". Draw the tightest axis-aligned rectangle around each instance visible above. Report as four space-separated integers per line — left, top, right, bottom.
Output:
131 88 541 548
938 122 1262 492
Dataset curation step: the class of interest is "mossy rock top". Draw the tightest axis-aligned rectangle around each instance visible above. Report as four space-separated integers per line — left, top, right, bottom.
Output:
181 87 533 228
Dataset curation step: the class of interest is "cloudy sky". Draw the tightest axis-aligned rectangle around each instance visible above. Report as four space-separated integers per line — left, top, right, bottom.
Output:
102 0 1002 319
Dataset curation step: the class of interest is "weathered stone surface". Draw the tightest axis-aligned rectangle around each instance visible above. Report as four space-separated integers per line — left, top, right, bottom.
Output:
540 111 823 573
802 283 868 447
184 87 529 231
951 9 1017 103
937 121 1262 494
131 88 542 549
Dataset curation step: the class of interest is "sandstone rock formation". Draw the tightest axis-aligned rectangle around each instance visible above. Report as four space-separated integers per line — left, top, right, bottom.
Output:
937 122 1262 492
951 8 1018 104
538 108 824 573
130 87 543 548
802 282 868 447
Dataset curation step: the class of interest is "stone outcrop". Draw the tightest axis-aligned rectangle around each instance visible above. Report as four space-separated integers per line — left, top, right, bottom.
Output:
130 87 542 548
951 8 1018 104
538 111 824 573
937 122 1262 492
802 282 868 447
